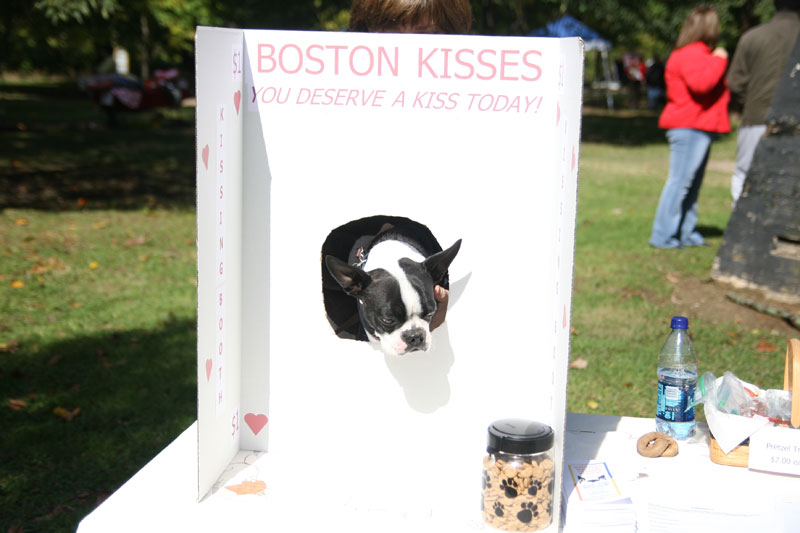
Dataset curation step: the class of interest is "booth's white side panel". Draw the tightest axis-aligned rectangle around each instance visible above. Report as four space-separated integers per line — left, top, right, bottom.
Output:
232 30 583 530
238 41 272 453
550 37 584 526
195 26 245 500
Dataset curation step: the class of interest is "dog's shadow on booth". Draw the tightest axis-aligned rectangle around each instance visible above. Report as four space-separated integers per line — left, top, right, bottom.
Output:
384 324 455 413
385 272 469 413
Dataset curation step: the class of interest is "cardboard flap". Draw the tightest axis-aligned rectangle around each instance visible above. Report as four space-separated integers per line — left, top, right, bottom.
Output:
785 338 800 428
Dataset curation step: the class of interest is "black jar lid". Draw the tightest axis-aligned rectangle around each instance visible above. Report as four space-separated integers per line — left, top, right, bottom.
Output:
487 419 554 455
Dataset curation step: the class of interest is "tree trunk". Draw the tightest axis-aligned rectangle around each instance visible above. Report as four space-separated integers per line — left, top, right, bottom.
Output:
139 12 150 80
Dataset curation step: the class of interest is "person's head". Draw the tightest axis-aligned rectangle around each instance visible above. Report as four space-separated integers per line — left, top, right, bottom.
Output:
675 6 720 49
774 0 800 12
348 0 472 34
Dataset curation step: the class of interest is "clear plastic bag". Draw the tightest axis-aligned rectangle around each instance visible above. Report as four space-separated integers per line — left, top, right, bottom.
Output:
715 371 753 416
765 389 793 423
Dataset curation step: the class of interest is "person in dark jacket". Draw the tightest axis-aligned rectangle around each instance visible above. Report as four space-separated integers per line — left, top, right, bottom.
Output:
726 0 800 205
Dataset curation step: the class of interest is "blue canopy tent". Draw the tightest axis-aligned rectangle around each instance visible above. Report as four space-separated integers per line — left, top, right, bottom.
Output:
529 15 618 109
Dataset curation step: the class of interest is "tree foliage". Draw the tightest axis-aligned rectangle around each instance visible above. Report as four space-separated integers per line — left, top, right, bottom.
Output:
0 0 778 77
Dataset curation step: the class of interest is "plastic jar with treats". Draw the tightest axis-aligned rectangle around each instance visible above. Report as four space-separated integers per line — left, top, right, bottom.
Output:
481 419 555 531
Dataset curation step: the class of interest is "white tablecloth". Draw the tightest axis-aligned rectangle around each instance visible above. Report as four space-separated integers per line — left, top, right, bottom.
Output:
77 413 800 532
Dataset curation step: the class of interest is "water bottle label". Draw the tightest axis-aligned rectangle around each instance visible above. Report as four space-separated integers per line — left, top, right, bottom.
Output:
656 380 695 423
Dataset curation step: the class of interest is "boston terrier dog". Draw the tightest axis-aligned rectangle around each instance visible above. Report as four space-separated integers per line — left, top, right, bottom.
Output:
325 228 461 357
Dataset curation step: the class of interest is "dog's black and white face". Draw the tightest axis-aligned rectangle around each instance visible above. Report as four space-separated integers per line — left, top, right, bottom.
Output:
326 239 461 357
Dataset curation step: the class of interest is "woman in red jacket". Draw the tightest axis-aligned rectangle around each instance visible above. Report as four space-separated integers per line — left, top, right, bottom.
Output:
649 6 730 248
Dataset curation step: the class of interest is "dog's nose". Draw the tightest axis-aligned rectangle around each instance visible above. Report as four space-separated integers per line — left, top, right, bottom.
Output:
402 328 426 350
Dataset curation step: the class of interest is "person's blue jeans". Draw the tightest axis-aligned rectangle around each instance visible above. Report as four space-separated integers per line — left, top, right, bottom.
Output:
649 128 717 248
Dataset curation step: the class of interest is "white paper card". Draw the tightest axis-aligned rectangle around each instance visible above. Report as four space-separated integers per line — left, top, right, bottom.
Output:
563 462 624 503
704 403 770 454
748 424 800 476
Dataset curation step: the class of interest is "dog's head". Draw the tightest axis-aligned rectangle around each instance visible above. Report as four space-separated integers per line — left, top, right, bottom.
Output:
325 239 461 356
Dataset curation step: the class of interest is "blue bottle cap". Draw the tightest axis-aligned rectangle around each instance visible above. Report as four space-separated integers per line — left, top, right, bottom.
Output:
670 316 689 329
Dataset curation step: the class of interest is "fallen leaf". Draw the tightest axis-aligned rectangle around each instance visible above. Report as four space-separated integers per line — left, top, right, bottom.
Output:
28 257 68 274
53 407 81 421
124 236 146 246
570 327 579 335
88 261 99 270
754 339 777 353
35 504 65 522
569 357 589 369
10 280 24 289
97 349 113 368
225 480 266 496
665 272 680 284
92 221 109 229
69 301 82 308
9 398 28 411
0 340 20 353
77 197 87 207
587 400 599 409
15 218 28 226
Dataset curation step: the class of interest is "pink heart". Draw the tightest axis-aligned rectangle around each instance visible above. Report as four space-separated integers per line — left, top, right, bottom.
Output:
205 358 213 381
201 144 209 170
234 90 241 115
245 413 268 436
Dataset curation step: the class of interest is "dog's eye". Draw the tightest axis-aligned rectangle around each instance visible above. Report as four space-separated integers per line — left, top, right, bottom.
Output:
379 317 396 326
424 312 435 321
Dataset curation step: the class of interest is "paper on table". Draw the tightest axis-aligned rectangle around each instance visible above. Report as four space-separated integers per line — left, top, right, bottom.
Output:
561 461 637 532
704 403 770 454
563 462 624 503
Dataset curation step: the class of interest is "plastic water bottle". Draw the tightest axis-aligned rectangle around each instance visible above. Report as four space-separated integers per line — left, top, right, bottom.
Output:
655 316 698 439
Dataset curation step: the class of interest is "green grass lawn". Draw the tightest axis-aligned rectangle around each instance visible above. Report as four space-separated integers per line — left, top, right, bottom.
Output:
570 110 788 418
0 85 792 532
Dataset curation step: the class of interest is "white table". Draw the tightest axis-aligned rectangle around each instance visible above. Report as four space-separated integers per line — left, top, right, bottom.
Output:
77 413 799 532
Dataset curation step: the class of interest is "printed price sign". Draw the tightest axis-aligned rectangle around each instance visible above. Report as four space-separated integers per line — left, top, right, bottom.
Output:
748 425 800 476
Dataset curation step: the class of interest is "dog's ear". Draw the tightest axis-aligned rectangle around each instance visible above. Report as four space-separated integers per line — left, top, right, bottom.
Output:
325 255 372 296
423 239 462 284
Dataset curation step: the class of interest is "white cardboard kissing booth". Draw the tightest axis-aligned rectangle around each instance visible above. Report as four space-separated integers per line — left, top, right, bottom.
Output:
196 27 583 531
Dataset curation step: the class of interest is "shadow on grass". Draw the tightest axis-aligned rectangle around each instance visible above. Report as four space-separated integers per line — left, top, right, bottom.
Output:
581 107 666 146
0 317 197 532
1 83 196 211
696 224 725 239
